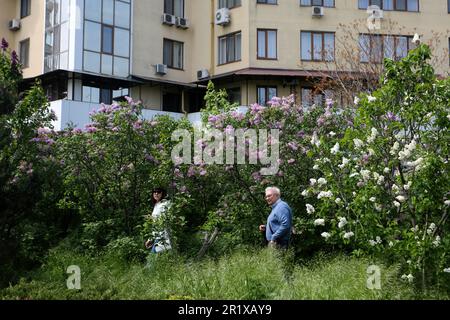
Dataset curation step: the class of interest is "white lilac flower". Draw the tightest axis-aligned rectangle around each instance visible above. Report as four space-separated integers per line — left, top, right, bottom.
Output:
433 236 441 247
443 268 450 273
368 95 377 102
445 200 450 206
367 128 378 143
403 181 412 191
354 96 360 105
376 236 382 244
314 219 325 226
375 204 382 212
313 164 319 170
392 185 400 194
369 240 377 246
393 201 401 208
368 148 375 156
406 157 424 169
318 178 327 186
338 217 348 229
349 172 359 178
335 198 342 205
398 149 411 161
396 195 406 203
412 33 420 45
360 170 371 181
353 138 364 149
383 167 390 174
390 142 400 155
377 175 385 185
311 132 320 147
407 274 414 283
401 274 408 280
406 260 412 264
331 143 340 155
411 226 419 233
310 178 317 186
306 204 315 214
317 191 333 199
301 189 309 197
427 223 436 235
388 241 394 247
321 232 331 239
343 231 354 239
369 197 376 202
352 192 356 197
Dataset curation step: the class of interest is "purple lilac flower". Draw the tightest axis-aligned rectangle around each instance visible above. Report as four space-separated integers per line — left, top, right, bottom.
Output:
187 166 196 177
199 169 207 176
1 38 8 51
386 112 399 121
288 159 295 164
325 99 334 108
11 50 18 66
287 142 298 151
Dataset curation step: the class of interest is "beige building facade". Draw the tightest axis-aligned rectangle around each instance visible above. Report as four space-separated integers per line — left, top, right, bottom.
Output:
1 0 449 128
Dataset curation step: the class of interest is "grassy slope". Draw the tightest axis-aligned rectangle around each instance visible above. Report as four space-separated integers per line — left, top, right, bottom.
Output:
0 247 446 300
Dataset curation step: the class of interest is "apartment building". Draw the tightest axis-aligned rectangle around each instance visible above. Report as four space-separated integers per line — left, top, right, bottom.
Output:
1 0 449 129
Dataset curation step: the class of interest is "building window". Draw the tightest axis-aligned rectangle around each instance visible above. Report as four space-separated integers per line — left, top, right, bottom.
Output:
256 0 277 4
448 0 450 13
219 32 241 65
164 0 184 17
21 0 31 18
163 39 183 70
257 86 277 106
162 92 182 113
257 29 277 60
219 0 241 9
358 0 419 12
301 31 335 61
301 88 324 108
359 34 415 63
300 0 334 7
102 25 114 55
19 39 30 68
227 87 241 104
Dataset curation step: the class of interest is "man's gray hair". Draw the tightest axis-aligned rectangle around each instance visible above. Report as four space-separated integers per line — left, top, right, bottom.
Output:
265 186 281 197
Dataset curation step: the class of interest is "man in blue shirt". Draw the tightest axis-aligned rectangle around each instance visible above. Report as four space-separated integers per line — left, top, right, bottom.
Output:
259 187 293 249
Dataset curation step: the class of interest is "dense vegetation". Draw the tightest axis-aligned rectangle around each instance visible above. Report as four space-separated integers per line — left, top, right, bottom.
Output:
0 38 449 299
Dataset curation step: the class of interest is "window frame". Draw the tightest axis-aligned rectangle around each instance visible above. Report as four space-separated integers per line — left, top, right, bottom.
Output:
163 38 184 70
21 0 31 18
164 0 185 17
300 0 335 7
358 0 419 12
219 0 241 9
257 86 277 106
218 31 242 65
257 29 278 60
359 33 415 64
256 0 278 5
19 38 30 68
301 31 335 62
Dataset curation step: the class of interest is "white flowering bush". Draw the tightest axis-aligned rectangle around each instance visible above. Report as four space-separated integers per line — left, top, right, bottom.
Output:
302 44 449 289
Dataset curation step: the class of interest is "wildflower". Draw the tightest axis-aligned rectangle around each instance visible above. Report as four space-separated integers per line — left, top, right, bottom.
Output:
321 232 331 239
367 96 376 103
317 191 333 199
331 143 340 155
306 204 315 214
338 217 348 229
343 231 354 239
314 219 325 226
317 178 327 186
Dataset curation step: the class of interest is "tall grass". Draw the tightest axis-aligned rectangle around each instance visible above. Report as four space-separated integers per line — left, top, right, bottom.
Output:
1 247 443 300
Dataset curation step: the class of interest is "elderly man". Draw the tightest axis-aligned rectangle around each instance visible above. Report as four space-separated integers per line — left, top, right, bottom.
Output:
259 187 293 249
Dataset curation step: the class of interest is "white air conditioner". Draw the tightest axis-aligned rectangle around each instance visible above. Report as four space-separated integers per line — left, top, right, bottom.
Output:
161 13 175 26
312 6 324 17
215 8 230 26
8 19 21 31
155 64 167 75
176 17 189 29
197 69 209 80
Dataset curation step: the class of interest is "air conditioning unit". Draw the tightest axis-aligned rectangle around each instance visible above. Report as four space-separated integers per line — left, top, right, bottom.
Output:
176 17 189 29
312 6 324 17
197 69 209 80
155 64 167 75
215 8 230 26
162 13 175 26
8 19 21 31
